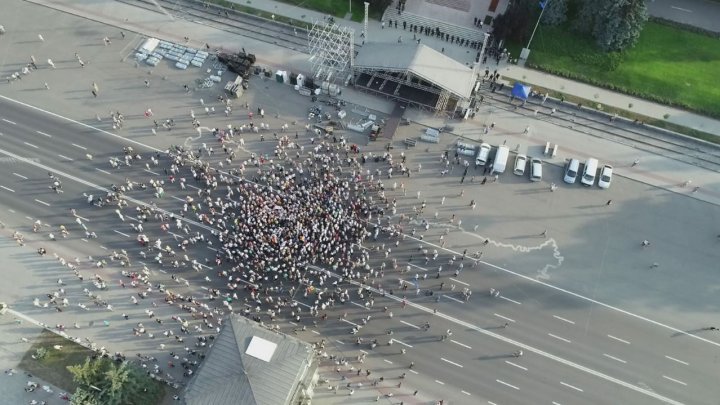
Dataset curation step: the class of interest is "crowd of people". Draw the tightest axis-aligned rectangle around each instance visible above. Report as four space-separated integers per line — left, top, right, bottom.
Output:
18 117 475 404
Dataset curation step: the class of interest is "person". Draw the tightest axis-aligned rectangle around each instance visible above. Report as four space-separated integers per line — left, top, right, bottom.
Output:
642 240 650 247
632 159 640 167
514 349 523 357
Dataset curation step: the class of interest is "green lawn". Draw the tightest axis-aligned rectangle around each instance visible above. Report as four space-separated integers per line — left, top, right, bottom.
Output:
19 329 97 392
272 0 384 21
524 21 720 118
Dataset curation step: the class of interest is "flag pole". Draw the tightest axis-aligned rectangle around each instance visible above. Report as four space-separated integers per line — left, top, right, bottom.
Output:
525 0 550 50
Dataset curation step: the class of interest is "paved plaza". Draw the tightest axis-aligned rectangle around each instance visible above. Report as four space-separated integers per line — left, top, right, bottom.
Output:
0 1 719 405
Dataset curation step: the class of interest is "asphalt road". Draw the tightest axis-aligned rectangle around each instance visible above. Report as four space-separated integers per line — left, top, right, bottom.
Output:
0 94 718 405
646 0 720 33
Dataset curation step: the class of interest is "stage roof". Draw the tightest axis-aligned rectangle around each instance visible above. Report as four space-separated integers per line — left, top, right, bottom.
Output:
353 42 474 99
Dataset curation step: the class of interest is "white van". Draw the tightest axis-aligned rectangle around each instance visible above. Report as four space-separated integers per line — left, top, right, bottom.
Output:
581 158 598 186
564 159 580 184
492 145 510 174
456 141 477 157
530 158 543 182
476 143 491 167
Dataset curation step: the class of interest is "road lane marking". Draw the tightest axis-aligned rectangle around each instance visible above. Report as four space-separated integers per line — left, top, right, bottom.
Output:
408 369 418 374
553 315 575 325
58 154 74 161
113 230 130 237
444 295 464 303
339 318 359 327
663 375 687 386
311 330 320 335
350 301 366 309
1 118 16 125
400 320 420 329
496 379 519 390
95 168 112 175
607 334 631 345
435 380 445 385
494 313 515 323
187 184 200 190
13 173 28 179
560 381 583 392
0 143 688 405
71 143 87 150
383 359 393 364
670 6 692 12
288 321 297 326
34 199 50 206
335 340 343 345
390 339 413 348
36 131 52 137
505 360 527 371
500 296 521 305
171 196 185 202
454 279 470 286
450 339 471 349
665 355 689 366
0 185 15 192
8 209 14 213
293 300 311 308
440 357 463 368
359 350 368 354
81 238 88 242
603 353 627 364
100 245 108 250
548 333 571 343
145 169 160 176
24 142 39 149
461 390 471 396
408 263 428 271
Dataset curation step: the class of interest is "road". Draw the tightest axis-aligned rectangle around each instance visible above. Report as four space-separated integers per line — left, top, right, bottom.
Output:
647 0 720 33
0 93 718 405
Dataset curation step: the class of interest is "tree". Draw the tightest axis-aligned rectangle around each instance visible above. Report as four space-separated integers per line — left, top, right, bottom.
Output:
572 0 607 34
541 0 568 26
593 0 648 51
67 357 162 405
492 0 539 43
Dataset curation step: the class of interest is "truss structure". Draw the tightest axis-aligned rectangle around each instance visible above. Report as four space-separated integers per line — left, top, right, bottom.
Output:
308 20 354 84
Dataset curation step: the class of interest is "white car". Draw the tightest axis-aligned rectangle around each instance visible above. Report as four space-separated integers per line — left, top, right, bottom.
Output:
530 158 543 182
598 164 613 189
563 159 579 184
513 154 527 176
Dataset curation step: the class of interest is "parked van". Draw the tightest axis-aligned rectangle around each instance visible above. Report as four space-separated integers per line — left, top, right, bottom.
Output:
492 145 510 174
530 158 543 182
563 159 580 184
581 158 598 186
476 143 491 167
456 141 477 157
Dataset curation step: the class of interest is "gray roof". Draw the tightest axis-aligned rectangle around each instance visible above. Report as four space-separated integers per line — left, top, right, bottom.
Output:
184 316 313 405
353 42 474 99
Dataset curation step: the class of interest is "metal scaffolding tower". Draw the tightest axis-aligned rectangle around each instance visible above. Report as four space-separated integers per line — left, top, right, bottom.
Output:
435 90 450 115
307 20 355 85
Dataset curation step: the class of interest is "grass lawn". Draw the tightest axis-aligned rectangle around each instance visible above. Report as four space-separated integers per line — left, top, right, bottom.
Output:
524 21 720 118
271 0 384 21
18 330 96 392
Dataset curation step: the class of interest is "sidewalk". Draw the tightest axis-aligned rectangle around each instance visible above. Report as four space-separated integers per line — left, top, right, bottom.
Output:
501 64 720 138
233 0 720 138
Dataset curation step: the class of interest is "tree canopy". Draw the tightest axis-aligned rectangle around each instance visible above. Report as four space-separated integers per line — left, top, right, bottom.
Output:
67 357 163 405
